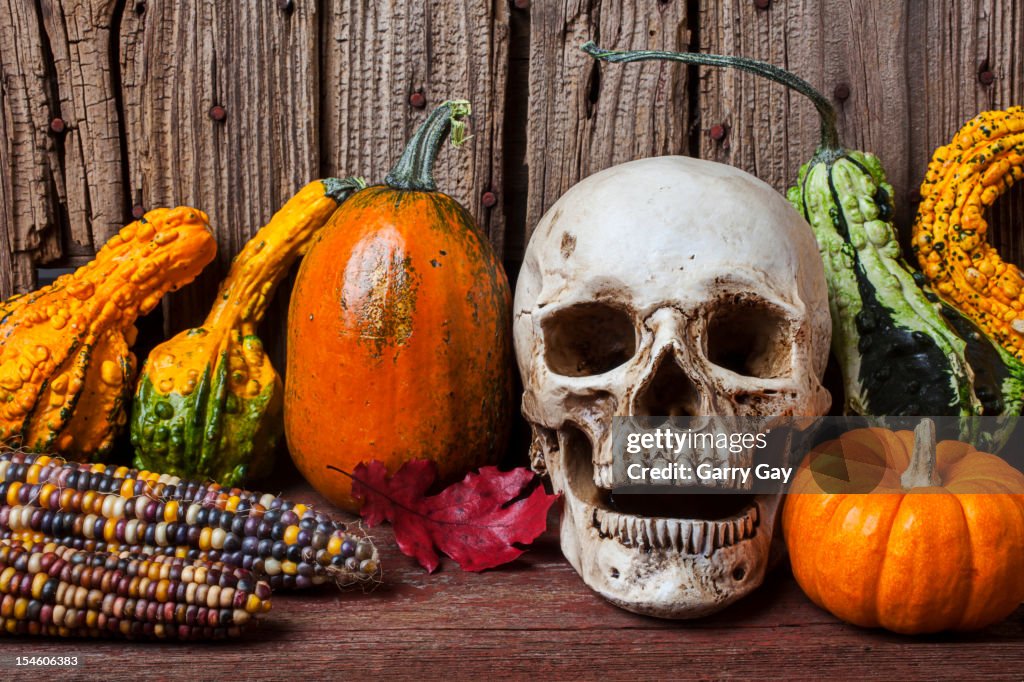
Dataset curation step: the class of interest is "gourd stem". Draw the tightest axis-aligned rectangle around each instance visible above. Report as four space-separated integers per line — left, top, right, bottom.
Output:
206 177 364 330
581 42 841 154
901 418 941 489
385 100 472 192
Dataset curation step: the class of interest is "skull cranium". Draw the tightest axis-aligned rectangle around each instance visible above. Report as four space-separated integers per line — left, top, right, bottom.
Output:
513 156 830 618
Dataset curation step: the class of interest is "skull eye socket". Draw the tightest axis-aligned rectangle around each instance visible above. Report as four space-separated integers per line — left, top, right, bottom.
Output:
542 302 636 377
705 300 792 379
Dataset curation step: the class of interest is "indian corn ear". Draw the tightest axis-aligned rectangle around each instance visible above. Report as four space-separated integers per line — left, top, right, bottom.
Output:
0 540 270 639
0 209 216 459
0 448 379 590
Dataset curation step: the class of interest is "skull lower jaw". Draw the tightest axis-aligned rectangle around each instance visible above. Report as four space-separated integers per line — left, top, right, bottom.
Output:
554 451 780 619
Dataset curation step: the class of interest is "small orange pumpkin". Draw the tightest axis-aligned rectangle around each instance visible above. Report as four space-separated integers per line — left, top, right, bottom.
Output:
285 101 512 512
783 420 1024 634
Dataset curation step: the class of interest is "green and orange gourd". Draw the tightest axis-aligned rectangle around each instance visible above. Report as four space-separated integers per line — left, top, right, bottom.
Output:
285 101 513 512
131 179 364 486
0 208 216 459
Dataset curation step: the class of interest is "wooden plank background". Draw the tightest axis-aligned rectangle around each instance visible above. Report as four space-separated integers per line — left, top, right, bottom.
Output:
1 0 1022 343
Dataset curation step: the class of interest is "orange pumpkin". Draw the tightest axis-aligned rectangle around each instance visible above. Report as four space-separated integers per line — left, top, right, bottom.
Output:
285 101 512 512
783 420 1024 634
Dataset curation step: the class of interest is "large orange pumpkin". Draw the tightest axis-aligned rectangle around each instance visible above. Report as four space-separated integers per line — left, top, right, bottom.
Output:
783 420 1024 634
285 101 512 512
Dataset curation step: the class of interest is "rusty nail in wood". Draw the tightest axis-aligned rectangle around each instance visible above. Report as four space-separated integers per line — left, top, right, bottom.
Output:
131 205 145 220
209 105 227 122
409 92 426 109
834 83 851 101
49 118 66 134
514 0 530 9
979 70 995 85
481 191 498 208
709 124 727 141
277 0 294 12
754 0 770 9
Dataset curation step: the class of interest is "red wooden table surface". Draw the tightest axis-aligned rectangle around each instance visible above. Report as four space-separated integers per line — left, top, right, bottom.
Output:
3 480 1023 680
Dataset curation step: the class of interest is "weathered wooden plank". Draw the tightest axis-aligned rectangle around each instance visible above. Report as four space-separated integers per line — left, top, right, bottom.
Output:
7 480 1023 679
0 0 65 296
499 4 531 269
319 0 509 255
40 0 126 253
118 1 322 336
697 1 912 225
524 0 689 241
0 65 20 297
906 0 1024 260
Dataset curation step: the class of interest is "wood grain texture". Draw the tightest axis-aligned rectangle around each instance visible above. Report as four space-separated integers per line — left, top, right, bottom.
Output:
0 0 64 296
118 1 321 337
6 480 1023 680
319 0 508 253
524 0 690 240
697 0 912 225
40 0 126 254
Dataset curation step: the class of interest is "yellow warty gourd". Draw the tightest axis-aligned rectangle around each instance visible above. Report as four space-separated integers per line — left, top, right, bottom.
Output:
913 106 1024 359
0 208 216 459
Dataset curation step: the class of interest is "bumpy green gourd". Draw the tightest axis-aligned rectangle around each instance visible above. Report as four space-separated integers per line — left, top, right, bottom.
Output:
131 178 363 486
582 42 1024 419
792 151 984 415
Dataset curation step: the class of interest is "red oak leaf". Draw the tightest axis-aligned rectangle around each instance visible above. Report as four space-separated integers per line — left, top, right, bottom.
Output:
338 460 558 573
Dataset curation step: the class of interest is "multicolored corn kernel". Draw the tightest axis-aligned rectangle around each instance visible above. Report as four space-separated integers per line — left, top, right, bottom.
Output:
0 540 269 639
1 616 249 640
1 452 338 527
1 508 375 590
0 451 380 589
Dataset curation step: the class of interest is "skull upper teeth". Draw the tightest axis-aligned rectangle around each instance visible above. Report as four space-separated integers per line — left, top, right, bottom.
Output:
594 463 615 489
591 502 759 554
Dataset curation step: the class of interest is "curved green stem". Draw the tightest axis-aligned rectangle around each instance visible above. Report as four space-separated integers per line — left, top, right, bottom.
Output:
581 41 841 154
385 100 472 191
322 176 367 204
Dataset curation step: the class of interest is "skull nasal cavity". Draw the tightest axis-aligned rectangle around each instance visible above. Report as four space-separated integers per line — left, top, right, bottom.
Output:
633 354 701 417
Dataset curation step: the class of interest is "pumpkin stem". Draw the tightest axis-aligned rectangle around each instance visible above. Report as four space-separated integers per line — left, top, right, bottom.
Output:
901 418 941 489
581 42 842 155
385 100 472 192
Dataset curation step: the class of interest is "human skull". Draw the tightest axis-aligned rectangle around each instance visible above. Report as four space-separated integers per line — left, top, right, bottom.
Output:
513 156 830 618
